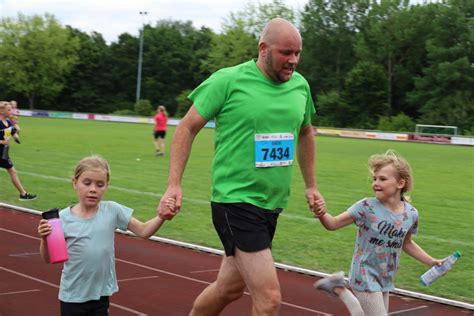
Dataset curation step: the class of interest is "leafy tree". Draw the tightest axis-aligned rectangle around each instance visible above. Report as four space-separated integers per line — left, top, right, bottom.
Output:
0 13 80 109
175 89 193 118
354 2 436 117
314 90 351 127
134 99 153 116
225 0 296 38
376 112 415 132
342 61 388 128
408 2 473 132
54 28 111 113
200 20 257 73
104 33 140 112
300 0 370 93
141 20 213 115
201 0 295 74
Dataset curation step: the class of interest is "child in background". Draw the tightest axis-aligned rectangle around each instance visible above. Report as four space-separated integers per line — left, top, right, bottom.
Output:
312 150 442 316
37 155 177 316
9 100 21 143
9 100 20 144
0 101 36 200
152 105 168 156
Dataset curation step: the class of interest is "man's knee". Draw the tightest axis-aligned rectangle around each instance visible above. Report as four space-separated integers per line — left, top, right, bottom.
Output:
217 280 246 302
254 288 281 314
190 281 245 315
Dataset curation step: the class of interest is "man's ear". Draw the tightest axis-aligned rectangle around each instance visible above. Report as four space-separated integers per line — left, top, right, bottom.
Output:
258 42 267 58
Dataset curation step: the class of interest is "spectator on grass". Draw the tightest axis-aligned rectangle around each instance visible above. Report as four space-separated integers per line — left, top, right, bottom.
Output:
0 101 36 200
153 105 168 156
313 150 443 316
157 18 324 316
37 155 178 316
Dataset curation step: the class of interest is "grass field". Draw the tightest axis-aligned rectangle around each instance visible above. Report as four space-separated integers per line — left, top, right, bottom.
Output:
1 116 473 303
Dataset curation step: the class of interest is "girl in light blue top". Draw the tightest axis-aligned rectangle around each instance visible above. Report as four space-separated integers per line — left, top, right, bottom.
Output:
312 150 442 316
38 155 176 315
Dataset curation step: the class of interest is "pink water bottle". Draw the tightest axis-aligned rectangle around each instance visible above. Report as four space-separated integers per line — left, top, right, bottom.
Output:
42 208 68 263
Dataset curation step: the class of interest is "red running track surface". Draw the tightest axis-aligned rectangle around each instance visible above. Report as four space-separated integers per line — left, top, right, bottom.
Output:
1 207 472 316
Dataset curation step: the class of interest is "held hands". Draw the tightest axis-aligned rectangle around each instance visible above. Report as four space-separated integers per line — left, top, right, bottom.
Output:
312 200 327 218
38 219 52 238
157 187 182 220
305 187 325 217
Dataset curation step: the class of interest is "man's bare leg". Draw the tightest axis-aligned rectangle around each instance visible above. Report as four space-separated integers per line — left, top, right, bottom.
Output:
190 256 246 316
233 248 281 316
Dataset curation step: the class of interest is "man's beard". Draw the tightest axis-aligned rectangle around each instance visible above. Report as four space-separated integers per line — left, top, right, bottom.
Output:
264 51 290 83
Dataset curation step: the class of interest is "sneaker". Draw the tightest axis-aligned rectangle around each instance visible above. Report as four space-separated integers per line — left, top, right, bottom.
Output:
313 271 348 295
14 137 21 144
19 192 37 201
156 152 164 156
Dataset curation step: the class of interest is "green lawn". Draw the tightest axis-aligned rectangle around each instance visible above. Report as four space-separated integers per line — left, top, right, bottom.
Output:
1 116 473 303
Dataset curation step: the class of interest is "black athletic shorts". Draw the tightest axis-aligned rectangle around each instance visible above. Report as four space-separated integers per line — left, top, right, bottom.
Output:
60 296 109 316
0 158 13 169
211 202 280 256
153 130 166 139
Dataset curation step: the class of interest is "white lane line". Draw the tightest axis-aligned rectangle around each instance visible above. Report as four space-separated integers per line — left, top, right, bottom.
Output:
388 305 428 314
116 258 331 315
0 266 60 288
118 276 159 282
0 266 147 315
0 228 41 240
189 269 220 274
0 289 41 296
9 252 40 258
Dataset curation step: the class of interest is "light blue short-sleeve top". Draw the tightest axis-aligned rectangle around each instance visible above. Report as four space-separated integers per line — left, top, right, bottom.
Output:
58 201 132 303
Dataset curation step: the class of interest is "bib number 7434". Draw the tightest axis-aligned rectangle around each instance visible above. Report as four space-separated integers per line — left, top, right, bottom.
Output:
255 133 294 167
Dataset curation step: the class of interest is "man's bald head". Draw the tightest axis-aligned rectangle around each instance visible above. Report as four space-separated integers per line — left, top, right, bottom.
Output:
259 18 301 47
256 18 302 83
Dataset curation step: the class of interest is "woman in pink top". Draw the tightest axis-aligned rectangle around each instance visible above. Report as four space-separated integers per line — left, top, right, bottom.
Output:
153 105 168 156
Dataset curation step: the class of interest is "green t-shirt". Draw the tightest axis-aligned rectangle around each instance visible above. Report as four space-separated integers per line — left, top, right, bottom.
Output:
189 59 315 210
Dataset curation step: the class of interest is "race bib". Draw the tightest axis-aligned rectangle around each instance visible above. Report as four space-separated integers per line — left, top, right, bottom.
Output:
255 133 294 167
1 127 13 139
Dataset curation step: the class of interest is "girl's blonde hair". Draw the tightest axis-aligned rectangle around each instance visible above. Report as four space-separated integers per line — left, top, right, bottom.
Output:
73 155 111 182
368 150 413 201
157 105 168 116
0 102 11 115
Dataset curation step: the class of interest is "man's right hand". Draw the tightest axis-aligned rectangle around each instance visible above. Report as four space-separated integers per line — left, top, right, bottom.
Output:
157 186 182 220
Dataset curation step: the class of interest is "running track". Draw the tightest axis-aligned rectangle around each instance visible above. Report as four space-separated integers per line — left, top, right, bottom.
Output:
1 206 473 316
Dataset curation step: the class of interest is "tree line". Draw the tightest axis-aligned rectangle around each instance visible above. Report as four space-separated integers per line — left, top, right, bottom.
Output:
0 0 472 133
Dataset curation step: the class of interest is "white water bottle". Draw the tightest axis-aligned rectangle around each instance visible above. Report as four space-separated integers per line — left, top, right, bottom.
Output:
420 251 461 286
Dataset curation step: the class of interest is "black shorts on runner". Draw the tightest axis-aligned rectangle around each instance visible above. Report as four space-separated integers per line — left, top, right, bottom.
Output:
211 202 280 256
60 296 109 316
153 130 166 139
0 158 13 169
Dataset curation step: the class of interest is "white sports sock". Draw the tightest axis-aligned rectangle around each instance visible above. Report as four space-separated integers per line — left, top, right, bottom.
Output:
339 289 365 316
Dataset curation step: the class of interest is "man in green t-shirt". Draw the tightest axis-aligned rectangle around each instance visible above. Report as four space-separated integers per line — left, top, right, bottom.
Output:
158 18 324 315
